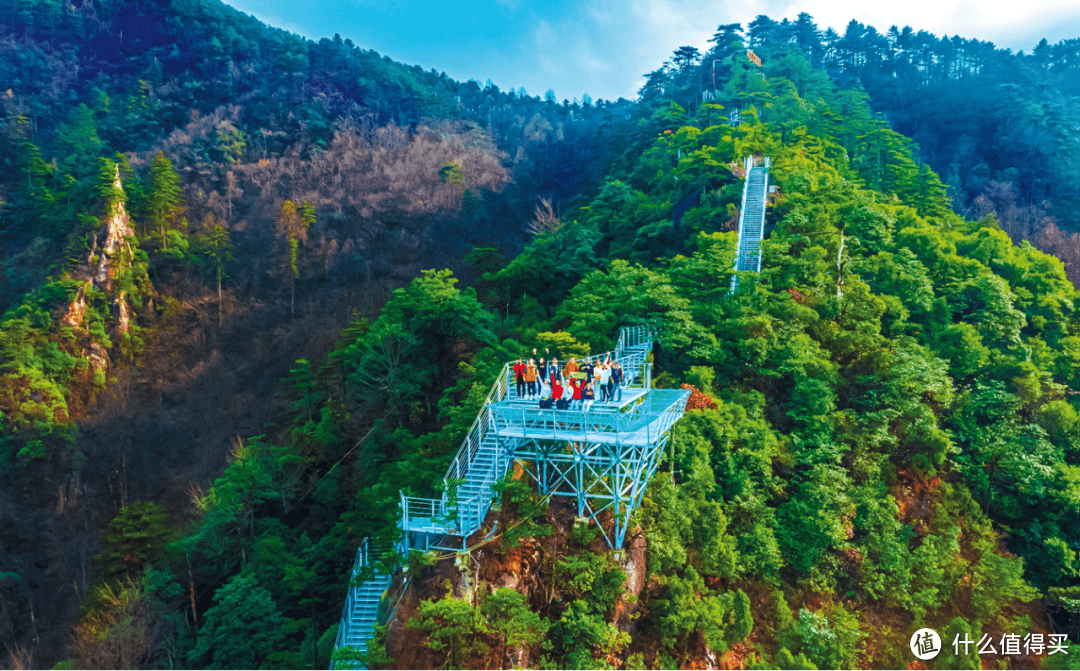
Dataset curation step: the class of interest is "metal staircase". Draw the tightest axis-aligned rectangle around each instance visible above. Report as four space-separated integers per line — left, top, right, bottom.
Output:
332 326 689 668
731 156 770 292
331 539 402 669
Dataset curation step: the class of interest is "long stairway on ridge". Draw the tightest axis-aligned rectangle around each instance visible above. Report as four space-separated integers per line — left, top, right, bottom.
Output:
730 156 770 291
332 326 690 668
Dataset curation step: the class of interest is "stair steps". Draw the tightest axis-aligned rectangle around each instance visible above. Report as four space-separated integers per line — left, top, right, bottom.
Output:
731 158 770 290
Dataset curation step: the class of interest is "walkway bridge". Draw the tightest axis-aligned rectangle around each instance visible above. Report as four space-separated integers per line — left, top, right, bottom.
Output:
332 326 690 668
731 156 770 292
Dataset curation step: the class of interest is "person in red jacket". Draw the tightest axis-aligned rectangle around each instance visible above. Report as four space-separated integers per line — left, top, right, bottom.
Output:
551 377 563 404
569 376 585 410
513 358 526 398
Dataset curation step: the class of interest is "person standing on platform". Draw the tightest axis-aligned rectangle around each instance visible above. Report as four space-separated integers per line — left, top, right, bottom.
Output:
538 357 548 386
582 381 596 412
514 358 526 399
612 363 623 402
564 357 579 379
599 362 612 402
525 359 538 399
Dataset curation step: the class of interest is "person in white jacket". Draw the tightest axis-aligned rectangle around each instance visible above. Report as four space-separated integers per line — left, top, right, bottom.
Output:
561 380 575 410
598 363 612 402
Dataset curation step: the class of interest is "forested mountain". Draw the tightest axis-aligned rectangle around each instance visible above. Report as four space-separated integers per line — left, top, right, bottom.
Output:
638 15 1080 280
0 1 1078 669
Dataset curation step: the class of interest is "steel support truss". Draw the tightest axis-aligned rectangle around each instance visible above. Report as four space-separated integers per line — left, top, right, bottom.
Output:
496 388 690 548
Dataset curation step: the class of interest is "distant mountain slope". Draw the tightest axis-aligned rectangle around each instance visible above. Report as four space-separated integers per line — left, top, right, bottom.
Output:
635 16 1080 281
0 2 627 667
0 0 451 135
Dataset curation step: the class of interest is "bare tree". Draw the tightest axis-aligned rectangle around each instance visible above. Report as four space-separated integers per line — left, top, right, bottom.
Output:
526 198 562 237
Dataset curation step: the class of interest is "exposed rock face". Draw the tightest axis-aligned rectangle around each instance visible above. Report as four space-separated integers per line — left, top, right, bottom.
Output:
61 283 88 330
60 164 145 372
89 342 110 373
97 166 137 336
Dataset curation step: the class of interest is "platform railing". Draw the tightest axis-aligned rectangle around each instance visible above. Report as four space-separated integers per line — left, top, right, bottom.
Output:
401 327 656 540
489 388 689 445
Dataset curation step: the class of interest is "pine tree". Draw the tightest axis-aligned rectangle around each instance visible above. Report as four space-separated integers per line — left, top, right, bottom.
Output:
188 573 286 669
95 501 172 582
277 200 311 315
146 151 181 248
481 588 550 667
729 589 754 642
198 219 233 325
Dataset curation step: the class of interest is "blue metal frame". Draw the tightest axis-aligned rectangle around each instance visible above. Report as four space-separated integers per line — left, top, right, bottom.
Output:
503 388 690 547
332 326 690 668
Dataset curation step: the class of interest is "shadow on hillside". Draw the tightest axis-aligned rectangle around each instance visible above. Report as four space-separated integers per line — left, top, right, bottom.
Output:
0 274 404 669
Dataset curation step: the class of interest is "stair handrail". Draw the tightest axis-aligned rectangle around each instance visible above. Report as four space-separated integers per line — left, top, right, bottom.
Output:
751 163 769 273
733 156 753 274
351 537 370 579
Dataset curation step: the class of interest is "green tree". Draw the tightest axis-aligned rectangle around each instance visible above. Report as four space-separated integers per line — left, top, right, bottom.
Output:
198 218 233 324
481 588 549 667
57 103 103 178
776 465 855 572
551 599 629 669
277 200 310 315
408 590 486 669
95 501 173 582
188 573 286 669
146 151 182 247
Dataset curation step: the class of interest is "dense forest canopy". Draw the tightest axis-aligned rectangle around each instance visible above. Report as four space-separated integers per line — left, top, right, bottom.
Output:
0 1 1078 669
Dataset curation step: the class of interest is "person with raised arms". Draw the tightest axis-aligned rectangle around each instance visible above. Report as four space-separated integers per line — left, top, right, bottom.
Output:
569 376 585 410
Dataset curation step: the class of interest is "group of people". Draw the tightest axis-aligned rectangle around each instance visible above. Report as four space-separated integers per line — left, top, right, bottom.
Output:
513 351 625 411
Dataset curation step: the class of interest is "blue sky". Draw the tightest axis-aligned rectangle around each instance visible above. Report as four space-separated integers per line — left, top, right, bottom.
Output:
225 0 1080 102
